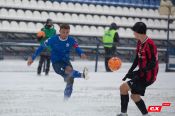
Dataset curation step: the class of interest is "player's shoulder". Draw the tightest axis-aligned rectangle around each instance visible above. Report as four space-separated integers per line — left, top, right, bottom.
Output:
46 35 58 42
147 37 155 45
146 37 157 48
50 34 58 39
67 35 75 41
67 35 74 39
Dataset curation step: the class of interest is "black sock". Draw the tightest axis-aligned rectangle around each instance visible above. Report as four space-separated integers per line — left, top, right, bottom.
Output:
135 99 148 115
121 94 129 113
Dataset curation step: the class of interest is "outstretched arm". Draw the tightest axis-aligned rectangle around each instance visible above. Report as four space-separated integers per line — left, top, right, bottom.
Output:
27 45 45 66
32 45 45 60
122 55 138 81
27 37 52 66
128 55 138 73
75 46 87 59
73 40 87 59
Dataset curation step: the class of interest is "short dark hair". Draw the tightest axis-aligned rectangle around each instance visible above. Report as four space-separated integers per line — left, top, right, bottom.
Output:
60 24 70 30
132 22 147 34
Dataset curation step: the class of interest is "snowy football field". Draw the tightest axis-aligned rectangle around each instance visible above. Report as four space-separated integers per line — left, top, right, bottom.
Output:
0 60 175 116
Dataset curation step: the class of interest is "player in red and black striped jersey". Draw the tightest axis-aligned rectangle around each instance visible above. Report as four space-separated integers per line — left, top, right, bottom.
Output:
117 22 159 116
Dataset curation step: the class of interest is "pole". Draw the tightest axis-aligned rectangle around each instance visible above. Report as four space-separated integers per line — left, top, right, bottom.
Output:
95 38 100 72
165 14 170 72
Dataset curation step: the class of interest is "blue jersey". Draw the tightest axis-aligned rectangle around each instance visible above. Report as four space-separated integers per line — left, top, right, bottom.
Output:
32 35 83 63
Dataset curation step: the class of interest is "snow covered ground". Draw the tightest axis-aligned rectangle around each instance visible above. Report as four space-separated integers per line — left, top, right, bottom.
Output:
0 59 175 116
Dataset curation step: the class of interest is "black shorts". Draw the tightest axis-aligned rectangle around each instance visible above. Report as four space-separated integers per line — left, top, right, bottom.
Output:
127 78 151 96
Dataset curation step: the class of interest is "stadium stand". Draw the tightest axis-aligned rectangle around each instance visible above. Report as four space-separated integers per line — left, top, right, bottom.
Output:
49 0 160 8
0 0 175 62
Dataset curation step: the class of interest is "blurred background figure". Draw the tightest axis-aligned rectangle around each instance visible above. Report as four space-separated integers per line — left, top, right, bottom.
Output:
102 22 120 72
37 18 56 75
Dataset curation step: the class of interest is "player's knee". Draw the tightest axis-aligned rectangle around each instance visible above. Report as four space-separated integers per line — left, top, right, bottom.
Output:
130 94 135 100
120 83 129 93
65 66 73 75
131 94 141 102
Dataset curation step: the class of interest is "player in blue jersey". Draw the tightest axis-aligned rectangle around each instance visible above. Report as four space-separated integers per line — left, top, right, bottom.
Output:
27 24 88 100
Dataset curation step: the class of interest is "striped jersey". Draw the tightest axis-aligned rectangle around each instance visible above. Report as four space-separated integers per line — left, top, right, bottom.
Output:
131 37 159 83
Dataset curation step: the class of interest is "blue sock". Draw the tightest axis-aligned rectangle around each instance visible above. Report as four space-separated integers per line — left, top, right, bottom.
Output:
71 70 82 78
64 84 73 98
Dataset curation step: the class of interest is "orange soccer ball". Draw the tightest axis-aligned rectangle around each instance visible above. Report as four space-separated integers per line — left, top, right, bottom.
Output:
108 57 122 71
37 31 45 38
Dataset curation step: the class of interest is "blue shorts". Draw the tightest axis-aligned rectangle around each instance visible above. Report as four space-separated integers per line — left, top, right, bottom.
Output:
52 61 72 78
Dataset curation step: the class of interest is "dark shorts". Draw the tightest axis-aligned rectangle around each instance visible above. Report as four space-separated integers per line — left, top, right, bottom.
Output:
52 61 72 78
127 77 153 96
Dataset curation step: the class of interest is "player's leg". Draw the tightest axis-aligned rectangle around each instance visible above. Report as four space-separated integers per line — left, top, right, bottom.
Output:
64 63 89 79
52 61 66 77
52 62 73 99
45 55 50 75
52 61 88 100
63 65 88 99
127 76 150 116
52 61 82 78
37 55 45 75
64 77 74 100
131 94 148 115
117 83 130 116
